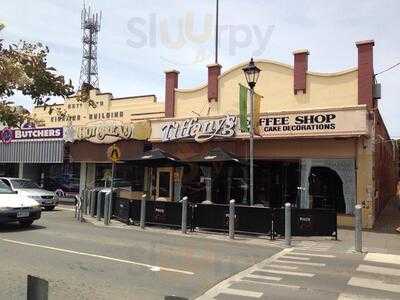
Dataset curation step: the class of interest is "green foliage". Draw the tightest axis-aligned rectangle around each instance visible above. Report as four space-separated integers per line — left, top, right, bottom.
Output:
0 38 75 127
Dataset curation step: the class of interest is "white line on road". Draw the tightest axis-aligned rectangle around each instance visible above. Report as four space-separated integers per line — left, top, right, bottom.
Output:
0 238 194 275
275 259 326 267
364 253 400 266
294 248 327 252
239 279 300 289
281 255 311 261
337 292 389 300
291 252 335 258
219 287 263 298
256 269 315 277
348 277 400 293
244 274 282 281
195 248 293 300
268 264 298 270
357 264 400 277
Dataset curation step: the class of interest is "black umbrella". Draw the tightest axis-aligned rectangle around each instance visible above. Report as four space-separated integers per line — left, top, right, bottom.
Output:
188 147 244 165
126 148 186 167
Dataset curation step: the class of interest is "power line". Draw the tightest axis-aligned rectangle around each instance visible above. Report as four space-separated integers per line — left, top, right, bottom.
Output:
375 62 400 76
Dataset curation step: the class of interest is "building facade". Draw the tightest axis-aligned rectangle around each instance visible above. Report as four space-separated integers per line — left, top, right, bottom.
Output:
24 39 398 228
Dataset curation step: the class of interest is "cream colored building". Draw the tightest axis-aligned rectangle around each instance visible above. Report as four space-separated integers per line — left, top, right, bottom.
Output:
28 40 397 229
32 89 164 127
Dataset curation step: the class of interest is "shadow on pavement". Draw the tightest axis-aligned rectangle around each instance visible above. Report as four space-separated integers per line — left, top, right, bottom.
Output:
0 223 46 233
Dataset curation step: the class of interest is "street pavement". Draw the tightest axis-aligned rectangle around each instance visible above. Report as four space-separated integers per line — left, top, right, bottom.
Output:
1 203 400 300
197 241 400 300
0 208 280 300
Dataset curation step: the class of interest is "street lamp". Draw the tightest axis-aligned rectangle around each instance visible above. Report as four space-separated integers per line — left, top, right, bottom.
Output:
243 58 261 206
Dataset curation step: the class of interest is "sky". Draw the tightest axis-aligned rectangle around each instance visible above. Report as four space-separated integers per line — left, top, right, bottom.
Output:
1 0 399 137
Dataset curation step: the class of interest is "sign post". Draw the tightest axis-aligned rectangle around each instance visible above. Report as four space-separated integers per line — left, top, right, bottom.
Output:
106 144 121 224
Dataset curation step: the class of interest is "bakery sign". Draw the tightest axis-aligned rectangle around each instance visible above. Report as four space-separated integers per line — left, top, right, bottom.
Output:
161 115 237 143
0 127 63 144
257 108 367 137
64 120 151 144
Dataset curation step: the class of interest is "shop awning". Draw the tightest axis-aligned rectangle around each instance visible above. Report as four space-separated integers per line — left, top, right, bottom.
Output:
0 140 64 163
126 148 187 167
69 140 145 162
188 147 244 165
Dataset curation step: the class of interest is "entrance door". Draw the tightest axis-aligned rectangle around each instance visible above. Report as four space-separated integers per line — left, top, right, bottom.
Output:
156 167 173 201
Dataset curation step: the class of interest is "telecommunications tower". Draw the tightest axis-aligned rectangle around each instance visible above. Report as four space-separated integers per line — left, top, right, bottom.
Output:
79 4 101 90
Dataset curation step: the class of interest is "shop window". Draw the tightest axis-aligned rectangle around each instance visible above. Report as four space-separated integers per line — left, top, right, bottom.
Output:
308 166 345 213
41 163 81 197
94 164 144 191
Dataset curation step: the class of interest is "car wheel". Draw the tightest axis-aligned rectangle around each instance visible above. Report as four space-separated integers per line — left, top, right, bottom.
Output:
45 206 55 211
19 220 34 227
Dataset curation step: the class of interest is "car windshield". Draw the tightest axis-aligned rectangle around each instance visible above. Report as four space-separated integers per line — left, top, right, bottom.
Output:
11 179 40 189
0 181 13 194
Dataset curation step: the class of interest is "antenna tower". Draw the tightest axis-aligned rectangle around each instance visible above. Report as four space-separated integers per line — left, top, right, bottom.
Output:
79 4 101 90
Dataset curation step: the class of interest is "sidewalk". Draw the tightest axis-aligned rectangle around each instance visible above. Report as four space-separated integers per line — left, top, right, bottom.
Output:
62 197 400 256
337 197 400 255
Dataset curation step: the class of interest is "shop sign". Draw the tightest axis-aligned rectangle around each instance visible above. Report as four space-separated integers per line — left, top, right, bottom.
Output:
64 120 151 144
107 144 121 162
259 113 337 134
161 115 237 143
0 127 63 144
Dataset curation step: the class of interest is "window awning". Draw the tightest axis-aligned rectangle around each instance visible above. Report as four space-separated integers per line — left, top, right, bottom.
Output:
0 140 64 163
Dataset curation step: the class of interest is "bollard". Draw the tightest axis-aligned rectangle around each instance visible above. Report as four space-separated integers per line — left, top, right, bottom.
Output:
80 190 85 215
229 199 235 239
355 204 363 252
79 194 84 222
164 296 188 300
74 197 78 219
90 190 96 217
104 193 110 225
27 275 48 300
181 196 188 234
96 191 102 221
140 194 146 229
285 202 291 247
86 190 90 215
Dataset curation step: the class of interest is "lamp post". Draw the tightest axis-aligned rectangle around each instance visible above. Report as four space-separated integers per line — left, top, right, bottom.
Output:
243 58 261 206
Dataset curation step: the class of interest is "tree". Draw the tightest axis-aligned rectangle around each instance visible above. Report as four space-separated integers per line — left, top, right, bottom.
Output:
0 37 75 127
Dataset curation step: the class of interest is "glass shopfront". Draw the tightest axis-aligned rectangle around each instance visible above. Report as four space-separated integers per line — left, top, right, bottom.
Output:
0 163 19 177
94 163 144 191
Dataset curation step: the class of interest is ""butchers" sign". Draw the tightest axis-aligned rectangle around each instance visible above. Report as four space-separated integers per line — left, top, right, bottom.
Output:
0 127 63 144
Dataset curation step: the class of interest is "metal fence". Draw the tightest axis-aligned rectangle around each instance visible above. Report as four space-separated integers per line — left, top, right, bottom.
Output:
113 197 337 239
125 199 193 228
273 208 337 239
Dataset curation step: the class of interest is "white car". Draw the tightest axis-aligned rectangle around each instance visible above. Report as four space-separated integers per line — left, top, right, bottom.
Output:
0 180 42 227
0 178 58 210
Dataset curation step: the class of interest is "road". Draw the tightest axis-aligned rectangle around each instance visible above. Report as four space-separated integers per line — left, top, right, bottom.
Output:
199 240 400 300
0 208 279 300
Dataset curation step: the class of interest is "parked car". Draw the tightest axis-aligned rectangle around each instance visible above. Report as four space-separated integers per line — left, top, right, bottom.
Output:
43 176 80 198
0 180 41 227
0 178 58 210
